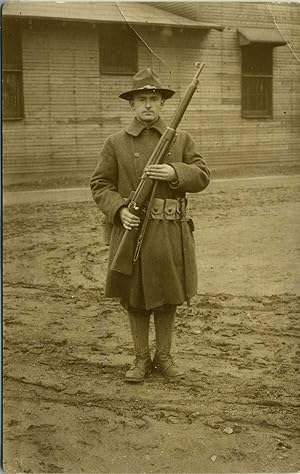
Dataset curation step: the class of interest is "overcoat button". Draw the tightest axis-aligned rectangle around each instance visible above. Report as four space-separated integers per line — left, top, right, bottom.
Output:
134 152 140 158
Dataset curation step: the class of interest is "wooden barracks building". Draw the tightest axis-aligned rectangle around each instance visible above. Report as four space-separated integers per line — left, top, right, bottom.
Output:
3 2 300 184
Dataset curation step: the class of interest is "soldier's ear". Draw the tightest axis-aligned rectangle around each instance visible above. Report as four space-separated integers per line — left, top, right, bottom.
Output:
129 99 135 109
161 98 165 107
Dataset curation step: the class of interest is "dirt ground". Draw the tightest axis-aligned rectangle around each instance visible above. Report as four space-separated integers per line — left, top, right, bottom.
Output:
3 176 300 473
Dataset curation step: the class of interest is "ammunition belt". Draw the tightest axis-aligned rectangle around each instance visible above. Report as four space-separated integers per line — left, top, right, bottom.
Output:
148 197 188 221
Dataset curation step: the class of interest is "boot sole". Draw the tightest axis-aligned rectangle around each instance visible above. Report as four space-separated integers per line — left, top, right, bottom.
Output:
165 374 185 382
124 367 152 383
125 377 145 383
152 363 184 381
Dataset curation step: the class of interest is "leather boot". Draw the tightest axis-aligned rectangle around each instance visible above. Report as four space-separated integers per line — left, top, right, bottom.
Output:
125 310 152 383
153 307 184 381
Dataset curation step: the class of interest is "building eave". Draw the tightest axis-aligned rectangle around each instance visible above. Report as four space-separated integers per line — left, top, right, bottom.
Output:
2 1 224 31
238 27 287 47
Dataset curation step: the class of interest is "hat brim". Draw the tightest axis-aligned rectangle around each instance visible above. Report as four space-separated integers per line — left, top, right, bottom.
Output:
119 86 175 101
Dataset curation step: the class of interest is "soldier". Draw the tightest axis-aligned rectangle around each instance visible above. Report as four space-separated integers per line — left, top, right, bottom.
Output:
90 68 210 383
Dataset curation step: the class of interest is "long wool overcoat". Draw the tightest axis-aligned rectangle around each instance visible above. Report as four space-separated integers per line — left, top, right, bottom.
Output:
90 117 210 310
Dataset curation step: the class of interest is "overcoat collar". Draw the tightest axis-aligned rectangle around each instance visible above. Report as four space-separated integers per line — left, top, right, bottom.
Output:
125 117 167 137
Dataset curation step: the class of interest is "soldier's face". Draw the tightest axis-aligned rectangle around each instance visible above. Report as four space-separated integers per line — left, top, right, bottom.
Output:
130 91 165 122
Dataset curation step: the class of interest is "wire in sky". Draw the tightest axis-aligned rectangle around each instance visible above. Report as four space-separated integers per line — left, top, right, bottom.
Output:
267 1 300 63
116 2 171 70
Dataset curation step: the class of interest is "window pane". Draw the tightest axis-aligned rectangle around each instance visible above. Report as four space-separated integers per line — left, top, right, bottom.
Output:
242 45 272 75
3 72 23 118
2 19 24 119
3 19 22 69
242 76 272 115
100 25 137 74
241 45 273 117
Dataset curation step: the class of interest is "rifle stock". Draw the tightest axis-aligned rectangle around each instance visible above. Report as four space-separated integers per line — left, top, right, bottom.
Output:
110 228 137 276
110 62 205 276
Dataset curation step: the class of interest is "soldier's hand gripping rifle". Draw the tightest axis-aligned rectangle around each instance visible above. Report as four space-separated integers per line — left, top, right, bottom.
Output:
111 62 205 276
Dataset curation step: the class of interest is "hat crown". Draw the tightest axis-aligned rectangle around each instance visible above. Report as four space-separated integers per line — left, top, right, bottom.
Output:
119 67 175 100
132 68 163 90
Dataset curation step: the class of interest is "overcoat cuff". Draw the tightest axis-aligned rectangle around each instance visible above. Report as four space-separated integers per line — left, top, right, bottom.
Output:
168 165 179 189
169 162 210 192
108 197 128 225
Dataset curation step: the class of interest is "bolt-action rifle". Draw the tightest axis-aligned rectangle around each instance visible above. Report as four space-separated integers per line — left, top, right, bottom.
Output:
110 62 205 276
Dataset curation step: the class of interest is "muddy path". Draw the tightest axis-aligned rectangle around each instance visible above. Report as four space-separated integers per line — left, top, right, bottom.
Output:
3 178 300 473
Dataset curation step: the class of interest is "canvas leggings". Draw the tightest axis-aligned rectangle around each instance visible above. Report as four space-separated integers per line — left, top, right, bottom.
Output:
127 304 177 359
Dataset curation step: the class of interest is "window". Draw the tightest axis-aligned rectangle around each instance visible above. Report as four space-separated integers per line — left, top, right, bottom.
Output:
241 45 273 118
99 24 137 75
3 18 24 119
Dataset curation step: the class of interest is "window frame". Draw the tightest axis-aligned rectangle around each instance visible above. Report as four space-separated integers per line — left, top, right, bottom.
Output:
241 44 273 119
3 18 24 120
99 24 138 76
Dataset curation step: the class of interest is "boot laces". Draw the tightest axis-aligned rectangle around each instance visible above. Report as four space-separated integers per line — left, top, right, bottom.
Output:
155 353 175 368
162 354 175 368
131 355 150 369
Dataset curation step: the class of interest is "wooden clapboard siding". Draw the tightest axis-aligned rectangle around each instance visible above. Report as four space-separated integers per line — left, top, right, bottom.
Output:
153 2 199 21
154 2 300 170
3 2 300 183
4 21 103 177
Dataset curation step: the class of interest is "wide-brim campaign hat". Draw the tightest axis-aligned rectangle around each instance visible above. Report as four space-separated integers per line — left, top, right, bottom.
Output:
119 68 175 101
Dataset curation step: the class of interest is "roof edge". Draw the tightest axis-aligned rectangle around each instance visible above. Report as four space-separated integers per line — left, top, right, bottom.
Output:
2 2 224 31
238 27 287 47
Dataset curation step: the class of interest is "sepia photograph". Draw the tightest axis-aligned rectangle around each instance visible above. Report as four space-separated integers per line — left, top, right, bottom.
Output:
2 1 300 472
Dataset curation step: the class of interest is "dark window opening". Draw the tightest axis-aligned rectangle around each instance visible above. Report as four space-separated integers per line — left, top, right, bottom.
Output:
241 45 273 118
99 24 137 75
3 18 24 119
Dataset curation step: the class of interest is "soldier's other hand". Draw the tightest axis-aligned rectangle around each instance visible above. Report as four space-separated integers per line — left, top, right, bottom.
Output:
119 207 140 231
145 164 177 182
